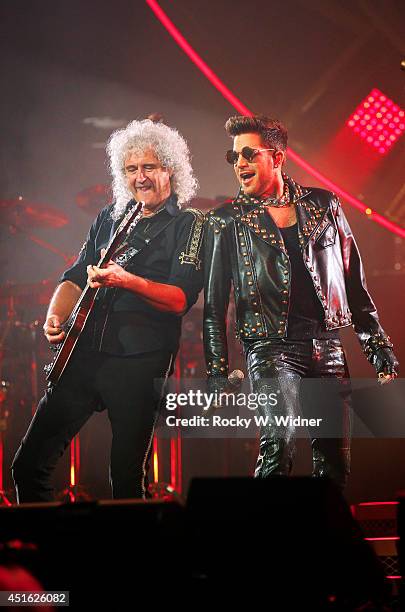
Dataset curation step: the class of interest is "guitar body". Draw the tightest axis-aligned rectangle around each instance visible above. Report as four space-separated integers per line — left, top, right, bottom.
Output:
45 290 97 385
44 200 144 386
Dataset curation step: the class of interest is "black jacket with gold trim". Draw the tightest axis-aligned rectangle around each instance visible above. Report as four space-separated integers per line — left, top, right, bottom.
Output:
203 179 392 378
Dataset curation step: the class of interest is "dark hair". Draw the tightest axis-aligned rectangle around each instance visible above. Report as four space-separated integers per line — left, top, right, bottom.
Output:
225 115 288 152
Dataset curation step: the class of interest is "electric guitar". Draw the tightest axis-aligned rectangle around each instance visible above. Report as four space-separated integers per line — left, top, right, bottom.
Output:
45 200 144 385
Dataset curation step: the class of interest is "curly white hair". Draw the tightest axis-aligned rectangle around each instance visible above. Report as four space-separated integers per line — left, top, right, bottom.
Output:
106 119 198 219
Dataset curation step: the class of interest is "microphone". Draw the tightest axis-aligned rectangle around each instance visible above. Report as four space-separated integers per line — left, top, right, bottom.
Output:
208 369 245 413
227 369 245 390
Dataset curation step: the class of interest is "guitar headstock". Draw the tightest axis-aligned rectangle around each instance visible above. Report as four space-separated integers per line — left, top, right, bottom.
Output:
118 200 145 233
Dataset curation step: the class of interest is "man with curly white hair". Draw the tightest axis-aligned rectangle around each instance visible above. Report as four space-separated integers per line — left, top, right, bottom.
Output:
12 118 204 501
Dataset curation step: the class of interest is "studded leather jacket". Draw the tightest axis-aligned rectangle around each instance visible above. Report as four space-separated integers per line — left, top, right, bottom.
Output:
203 178 394 379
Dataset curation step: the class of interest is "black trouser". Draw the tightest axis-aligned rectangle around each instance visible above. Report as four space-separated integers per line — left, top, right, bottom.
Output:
11 348 173 502
245 338 351 489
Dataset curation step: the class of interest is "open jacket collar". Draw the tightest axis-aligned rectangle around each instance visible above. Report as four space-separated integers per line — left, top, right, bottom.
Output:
229 177 330 250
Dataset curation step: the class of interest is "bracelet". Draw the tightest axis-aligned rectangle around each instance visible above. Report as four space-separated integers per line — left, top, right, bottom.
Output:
364 333 393 360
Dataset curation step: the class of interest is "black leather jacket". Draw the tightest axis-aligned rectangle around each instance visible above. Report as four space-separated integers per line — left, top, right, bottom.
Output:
203 179 393 378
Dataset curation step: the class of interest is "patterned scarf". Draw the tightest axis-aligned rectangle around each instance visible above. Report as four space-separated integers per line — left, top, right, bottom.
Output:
233 172 304 207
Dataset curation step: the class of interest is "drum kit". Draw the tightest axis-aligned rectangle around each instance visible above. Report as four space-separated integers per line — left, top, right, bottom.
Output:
0 189 222 503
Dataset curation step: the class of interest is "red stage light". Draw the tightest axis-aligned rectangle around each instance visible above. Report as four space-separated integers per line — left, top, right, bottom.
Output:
147 0 405 237
347 88 404 154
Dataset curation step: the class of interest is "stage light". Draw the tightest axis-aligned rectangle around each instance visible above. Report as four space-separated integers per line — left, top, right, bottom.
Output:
347 88 404 155
146 0 405 238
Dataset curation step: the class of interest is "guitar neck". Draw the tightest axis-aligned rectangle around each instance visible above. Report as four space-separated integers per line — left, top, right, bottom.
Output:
67 199 144 322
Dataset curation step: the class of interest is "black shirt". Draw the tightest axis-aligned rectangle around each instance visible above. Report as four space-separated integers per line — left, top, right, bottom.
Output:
60 196 204 355
279 223 339 340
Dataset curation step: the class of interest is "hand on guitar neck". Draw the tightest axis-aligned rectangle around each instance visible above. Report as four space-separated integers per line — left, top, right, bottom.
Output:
43 280 82 344
86 249 129 290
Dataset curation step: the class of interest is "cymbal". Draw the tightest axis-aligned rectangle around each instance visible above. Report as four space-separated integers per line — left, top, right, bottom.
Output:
0 198 69 228
76 184 113 215
0 279 55 306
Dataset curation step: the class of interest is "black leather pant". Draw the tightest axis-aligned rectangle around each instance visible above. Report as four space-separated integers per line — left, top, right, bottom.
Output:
245 338 351 489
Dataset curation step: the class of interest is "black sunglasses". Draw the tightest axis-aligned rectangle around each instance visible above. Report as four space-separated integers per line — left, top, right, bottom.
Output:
225 146 275 165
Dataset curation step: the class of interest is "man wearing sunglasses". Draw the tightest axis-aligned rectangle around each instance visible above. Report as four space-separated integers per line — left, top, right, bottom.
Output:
203 114 398 488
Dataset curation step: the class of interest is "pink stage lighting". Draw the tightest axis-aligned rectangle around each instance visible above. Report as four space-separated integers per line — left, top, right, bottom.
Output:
347 88 405 155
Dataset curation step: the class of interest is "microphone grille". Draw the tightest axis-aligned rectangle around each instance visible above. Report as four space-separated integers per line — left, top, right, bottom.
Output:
228 369 245 381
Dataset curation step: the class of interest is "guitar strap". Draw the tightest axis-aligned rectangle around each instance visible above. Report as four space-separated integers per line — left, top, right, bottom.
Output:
112 209 176 269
